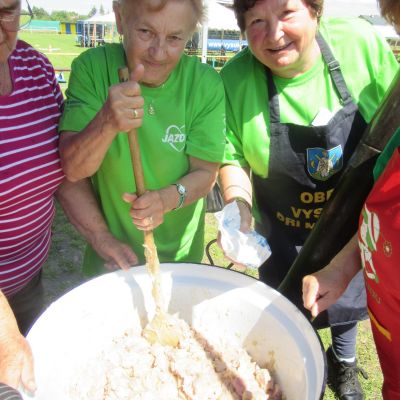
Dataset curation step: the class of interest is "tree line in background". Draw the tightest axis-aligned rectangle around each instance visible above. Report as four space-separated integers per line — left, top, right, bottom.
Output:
27 4 108 22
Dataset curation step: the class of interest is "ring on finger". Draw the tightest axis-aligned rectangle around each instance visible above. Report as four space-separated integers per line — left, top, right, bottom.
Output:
133 108 139 119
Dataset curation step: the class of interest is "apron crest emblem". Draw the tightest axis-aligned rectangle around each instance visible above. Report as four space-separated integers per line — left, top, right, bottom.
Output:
307 145 343 181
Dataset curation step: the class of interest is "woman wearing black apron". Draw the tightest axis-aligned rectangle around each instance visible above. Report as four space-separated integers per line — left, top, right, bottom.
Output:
218 0 399 399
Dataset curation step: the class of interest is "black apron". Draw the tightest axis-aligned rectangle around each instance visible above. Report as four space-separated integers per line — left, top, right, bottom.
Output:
254 33 368 328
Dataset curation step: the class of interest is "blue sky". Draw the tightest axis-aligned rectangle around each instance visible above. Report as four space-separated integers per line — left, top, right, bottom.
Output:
30 0 380 17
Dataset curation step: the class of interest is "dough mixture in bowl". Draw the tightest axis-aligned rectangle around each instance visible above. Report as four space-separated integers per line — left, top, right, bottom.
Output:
69 317 282 400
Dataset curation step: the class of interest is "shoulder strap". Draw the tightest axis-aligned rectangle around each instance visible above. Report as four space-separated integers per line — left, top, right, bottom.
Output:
316 31 353 105
266 67 281 123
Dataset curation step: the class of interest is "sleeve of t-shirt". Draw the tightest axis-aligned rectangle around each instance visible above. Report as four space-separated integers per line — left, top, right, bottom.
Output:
373 128 400 180
184 69 226 163
40 52 63 110
59 53 105 133
53 78 64 111
222 91 249 168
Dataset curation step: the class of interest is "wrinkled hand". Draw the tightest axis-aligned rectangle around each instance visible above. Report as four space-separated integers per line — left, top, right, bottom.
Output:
92 232 138 271
0 333 35 394
302 265 349 318
102 64 145 133
123 191 165 231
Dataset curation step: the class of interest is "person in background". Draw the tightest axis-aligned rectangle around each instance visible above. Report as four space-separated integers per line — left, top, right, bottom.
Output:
0 0 147 393
58 0 225 276
218 0 399 398
303 1 400 398
0 291 33 396
0 0 62 393
220 44 226 56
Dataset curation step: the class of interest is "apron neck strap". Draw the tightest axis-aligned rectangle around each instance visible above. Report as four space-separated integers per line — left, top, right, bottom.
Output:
266 68 281 123
315 31 353 106
266 31 354 123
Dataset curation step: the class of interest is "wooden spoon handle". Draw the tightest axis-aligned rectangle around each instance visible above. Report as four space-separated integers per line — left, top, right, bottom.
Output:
118 67 160 275
118 67 146 196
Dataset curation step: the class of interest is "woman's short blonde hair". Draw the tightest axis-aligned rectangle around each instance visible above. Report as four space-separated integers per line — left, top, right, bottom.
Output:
114 0 205 26
379 0 400 27
233 0 324 32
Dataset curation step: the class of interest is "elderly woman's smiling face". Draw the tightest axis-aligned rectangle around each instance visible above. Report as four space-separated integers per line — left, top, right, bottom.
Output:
0 0 20 62
114 0 197 87
244 0 319 78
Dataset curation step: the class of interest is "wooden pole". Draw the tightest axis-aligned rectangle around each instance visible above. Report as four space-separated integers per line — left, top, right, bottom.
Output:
118 67 161 280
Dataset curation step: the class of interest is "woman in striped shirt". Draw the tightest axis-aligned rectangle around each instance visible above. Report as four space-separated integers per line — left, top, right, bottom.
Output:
0 2 138 392
0 0 64 393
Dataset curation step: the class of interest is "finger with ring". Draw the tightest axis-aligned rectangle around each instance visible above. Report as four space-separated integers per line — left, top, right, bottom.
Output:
133 108 139 119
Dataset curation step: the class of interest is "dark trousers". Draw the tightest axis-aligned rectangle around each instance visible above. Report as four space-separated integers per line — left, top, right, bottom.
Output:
7 271 45 336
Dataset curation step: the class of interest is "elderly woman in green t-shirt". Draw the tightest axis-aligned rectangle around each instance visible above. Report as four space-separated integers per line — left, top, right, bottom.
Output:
58 0 225 275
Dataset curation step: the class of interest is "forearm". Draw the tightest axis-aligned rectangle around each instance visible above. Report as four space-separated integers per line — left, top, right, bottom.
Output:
0 291 36 393
303 234 362 316
328 234 362 284
56 179 113 248
59 111 117 182
0 291 19 341
159 158 220 212
60 69 145 182
57 179 138 270
219 164 252 206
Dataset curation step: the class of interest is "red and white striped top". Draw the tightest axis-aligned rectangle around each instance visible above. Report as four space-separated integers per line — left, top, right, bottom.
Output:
0 40 64 297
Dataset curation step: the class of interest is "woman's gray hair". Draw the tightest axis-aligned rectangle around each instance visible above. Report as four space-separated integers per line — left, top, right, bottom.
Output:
114 0 205 25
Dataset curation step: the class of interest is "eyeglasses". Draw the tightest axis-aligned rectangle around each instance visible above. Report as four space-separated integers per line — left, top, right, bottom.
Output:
0 0 33 32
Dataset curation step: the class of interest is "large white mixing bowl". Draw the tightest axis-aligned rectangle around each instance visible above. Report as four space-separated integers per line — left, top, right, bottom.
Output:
23 263 326 400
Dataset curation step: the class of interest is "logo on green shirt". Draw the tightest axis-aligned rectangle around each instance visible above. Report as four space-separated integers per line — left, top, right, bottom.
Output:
162 125 186 152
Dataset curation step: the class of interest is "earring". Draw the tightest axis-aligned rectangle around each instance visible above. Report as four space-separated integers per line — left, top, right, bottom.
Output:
119 35 123 43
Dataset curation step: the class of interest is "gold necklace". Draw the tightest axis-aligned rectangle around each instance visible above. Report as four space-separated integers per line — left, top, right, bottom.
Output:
148 101 156 116
146 83 165 116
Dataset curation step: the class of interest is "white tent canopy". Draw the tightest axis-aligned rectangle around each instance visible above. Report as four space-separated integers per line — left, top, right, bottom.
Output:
85 11 116 24
203 1 238 31
200 0 241 63
81 12 117 47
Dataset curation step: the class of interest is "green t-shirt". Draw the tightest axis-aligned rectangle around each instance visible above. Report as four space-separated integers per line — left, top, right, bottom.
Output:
221 17 399 179
59 44 226 275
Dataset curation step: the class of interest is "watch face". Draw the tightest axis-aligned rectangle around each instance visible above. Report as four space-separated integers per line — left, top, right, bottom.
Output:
173 183 186 210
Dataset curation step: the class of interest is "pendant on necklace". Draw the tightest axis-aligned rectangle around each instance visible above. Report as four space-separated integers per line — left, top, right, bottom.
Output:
148 103 156 116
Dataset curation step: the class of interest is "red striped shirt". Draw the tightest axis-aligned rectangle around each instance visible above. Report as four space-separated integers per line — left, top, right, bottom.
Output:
0 40 64 296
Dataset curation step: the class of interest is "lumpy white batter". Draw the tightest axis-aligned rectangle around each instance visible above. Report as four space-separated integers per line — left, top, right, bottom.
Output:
69 318 282 400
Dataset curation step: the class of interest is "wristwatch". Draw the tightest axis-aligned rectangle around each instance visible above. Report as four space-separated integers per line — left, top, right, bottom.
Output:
172 183 187 210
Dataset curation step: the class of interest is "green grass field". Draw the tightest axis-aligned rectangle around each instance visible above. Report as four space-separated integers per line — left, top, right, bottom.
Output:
20 31 384 399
